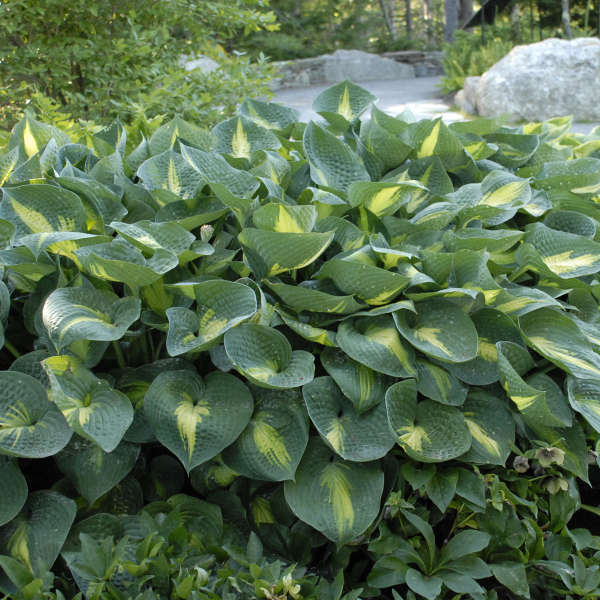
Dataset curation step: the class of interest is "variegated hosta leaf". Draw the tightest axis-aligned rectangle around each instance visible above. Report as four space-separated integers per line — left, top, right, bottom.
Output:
148 116 212 155
460 391 515 466
497 342 572 428
8 112 70 158
284 437 384 544
144 370 253 472
0 184 86 240
520 308 600 380
42 286 141 350
252 203 317 233
264 279 364 315
166 280 257 356
446 308 524 386
312 80 376 130
0 371 72 458
317 258 411 305
0 490 76 575
239 98 299 132
55 437 140 503
303 376 395 462
43 356 133 453
385 379 472 462
211 115 281 159
321 348 391 414
567 378 600 433
416 360 467 407
393 299 478 363
224 323 315 389
238 228 334 279
221 388 309 481
0 457 27 526
303 121 370 193
276 309 337 347
109 220 195 258
136 150 204 199
347 181 425 217
524 222 600 278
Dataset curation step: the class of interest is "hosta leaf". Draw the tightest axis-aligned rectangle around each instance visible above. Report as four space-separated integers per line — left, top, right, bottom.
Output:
0 490 76 575
144 370 253 472
284 437 384 544
166 280 257 356
8 112 70 158
385 380 472 462
252 203 317 233
148 116 212 155
303 121 370 192
239 98 299 132
43 286 140 350
520 308 600 380
277 309 337 347
337 316 416 378
393 299 478 363
567 378 600 433
360 116 412 171
55 437 140 503
0 458 27 527
544 209 597 238
222 387 309 481
109 220 195 257
497 342 572 427
43 356 133 453
224 323 315 388
0 184 86 239
321 348 391 413
239 228 333 278
318 258 411 305
461 390 514 466
416 360 467 406
347 181 424 217
212 115 281 158
447 308 524 385
136 150 204 199
313 80 376 130
265 279 364 314
304 376 395 461
0 372 72 458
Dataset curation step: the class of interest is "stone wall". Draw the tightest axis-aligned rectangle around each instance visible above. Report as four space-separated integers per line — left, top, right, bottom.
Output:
270 49 443 91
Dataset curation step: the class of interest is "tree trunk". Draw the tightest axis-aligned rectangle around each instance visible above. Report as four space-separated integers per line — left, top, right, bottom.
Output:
406 0 413 40
379 0 397 40
458 0 473 26
561 0 572 39
423 0 435 45
444 0 458 42
510 0 520 42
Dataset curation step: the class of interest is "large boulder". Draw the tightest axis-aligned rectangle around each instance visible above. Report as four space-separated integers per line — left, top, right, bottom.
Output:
179 54 220 74
474 37 600 121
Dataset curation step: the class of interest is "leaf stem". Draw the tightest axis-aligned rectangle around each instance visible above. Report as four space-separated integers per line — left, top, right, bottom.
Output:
3 339 21 358
112 340 127 369
581 503 600 517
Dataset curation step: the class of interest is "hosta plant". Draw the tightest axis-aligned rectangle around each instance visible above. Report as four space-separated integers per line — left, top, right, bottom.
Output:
0 80 600 599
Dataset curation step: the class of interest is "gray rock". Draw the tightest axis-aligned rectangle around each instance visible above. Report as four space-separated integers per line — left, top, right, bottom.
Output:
454 89 475 114
323 50 415 83
475 37 600 121
179 55 220 74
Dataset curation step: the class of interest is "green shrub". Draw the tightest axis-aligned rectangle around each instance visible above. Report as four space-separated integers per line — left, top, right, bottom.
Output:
1 82 600 599
0 0 277 130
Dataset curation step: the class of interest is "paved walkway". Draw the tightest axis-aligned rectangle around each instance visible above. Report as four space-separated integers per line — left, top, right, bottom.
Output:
273 76 597 135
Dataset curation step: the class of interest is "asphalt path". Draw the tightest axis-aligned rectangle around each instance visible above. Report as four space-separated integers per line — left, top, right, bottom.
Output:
272 76 598 135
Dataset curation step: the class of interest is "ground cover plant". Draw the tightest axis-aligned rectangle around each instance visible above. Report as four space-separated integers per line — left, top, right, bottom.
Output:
0 81 600 599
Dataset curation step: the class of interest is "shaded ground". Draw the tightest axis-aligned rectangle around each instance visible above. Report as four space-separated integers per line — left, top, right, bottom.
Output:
272 76 598 135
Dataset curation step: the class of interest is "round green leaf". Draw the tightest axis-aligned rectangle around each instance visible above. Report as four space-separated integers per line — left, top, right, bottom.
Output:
55 437 140 503
0 490 76 575
0 457 27 526
567 377 600 433
416 360 467 406
222 387 309 481
394 299 478 363
321 348 391 414
461 391 515 466
166 280 257 356
43 286 141 349
144 370 253 472
303 376 395 462
284 437 384 544
385 380 472 462
0 371 72 458
43 356 133 453
224 323 315 389
337 316 416 378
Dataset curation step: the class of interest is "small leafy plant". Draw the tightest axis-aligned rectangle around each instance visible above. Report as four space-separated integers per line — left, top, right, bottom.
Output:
0 80 600 599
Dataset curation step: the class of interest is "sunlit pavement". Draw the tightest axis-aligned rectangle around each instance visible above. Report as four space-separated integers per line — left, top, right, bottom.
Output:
272 76 598 135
